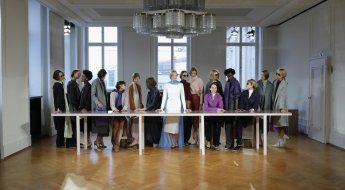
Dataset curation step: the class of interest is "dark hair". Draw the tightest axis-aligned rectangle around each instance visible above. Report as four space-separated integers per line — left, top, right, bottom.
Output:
224 68 236 76
97 69 107 79
82 70 93 81
261 70 269 80
146 77 157 89
53 70 64 80
116 81 126 90
180 70 187 79
70 69 80 78
210 82 218 88
189 67 198 75
132 73 140 81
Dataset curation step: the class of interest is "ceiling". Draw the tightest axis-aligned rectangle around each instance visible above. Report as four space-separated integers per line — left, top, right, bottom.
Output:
38 0 325 27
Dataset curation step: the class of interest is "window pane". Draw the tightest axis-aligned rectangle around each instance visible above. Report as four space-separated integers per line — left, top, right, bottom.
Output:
173 37 187 43
104 27 117 43
173 46 187 75
158 36 172 43
242 27 256 43
88 27 102 43
158 46 172 89
104 46 118 89
88 46 102 83
226 27 240 43
226 46 240 80
241 46 256 87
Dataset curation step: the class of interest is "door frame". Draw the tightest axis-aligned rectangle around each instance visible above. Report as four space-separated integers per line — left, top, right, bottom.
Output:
308 56 331 143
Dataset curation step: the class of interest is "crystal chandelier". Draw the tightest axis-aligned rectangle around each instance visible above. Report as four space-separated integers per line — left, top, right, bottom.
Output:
133 0 216 39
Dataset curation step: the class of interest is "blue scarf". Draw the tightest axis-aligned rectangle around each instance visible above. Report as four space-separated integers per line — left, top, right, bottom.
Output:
113 89 124 110
169 80 180 84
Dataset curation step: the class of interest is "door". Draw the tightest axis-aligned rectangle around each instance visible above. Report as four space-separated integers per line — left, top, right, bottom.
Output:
308 57 331 143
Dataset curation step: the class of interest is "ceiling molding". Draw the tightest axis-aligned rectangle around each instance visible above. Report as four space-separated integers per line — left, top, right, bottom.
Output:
38 0 87 26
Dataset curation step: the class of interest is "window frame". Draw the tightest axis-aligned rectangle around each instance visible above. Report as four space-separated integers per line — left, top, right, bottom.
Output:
154 37 191 90
226 26 259 88
86 26 118 89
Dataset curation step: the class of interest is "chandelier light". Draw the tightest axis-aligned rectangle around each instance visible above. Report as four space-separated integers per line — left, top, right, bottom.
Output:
133 0 216 39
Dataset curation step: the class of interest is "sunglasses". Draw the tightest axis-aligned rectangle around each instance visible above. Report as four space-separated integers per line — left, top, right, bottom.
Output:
276 73 281 77
59 74 65 77
183 74 189 77
215 73 219 76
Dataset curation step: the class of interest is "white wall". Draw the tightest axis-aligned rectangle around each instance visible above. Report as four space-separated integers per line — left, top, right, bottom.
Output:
120 28 154 101
1 0 30 158
276 9 311 133
261 27 278 76
273 0 345 149
330 0 345 148
191 27 227 85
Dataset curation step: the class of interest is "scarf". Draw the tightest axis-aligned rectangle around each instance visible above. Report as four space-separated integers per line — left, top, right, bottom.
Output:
132 82 140 108
114 89 123 110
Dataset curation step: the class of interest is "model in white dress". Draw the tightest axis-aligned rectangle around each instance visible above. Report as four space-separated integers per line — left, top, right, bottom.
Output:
161 81 187 134
159 71 187 148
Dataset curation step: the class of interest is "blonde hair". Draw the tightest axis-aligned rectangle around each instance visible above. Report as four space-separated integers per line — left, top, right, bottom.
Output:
276 68 287 78
169 70 178 79
209 69 220 80
247 79 257 88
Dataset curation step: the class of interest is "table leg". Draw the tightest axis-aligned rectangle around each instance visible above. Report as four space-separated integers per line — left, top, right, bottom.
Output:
84 117 87 150
139 115 143 155
256 116 259 150
76 116 80 155
200 115 205 155
263 115 267 156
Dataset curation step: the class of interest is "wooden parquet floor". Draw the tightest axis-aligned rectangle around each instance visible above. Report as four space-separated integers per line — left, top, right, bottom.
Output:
1 134 345 190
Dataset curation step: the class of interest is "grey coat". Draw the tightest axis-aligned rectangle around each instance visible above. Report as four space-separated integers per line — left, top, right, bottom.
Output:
272 79 289 127
91 78 109 135
257 80 274 111
91 78 108 110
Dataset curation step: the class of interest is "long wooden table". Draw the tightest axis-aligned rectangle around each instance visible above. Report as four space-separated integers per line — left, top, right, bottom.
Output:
51 111 292 156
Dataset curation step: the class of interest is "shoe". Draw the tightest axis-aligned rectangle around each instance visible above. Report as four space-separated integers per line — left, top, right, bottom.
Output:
233 145 241 150
128 139 139 147
184 142 191 146
94 141 102 150
112 145 120 152
224 144 234 150
236 140 243 147
189 138 197 145
153 144 159 148
272 139 285 147
100 143 107 149
205 141 211 148
212 145 220 151
283 134 290 140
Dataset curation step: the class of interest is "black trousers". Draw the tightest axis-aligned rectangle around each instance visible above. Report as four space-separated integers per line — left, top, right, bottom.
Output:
66 116 77 147
54 116 65 147
183 116 193 143
205 117 221 146
144 117 162 145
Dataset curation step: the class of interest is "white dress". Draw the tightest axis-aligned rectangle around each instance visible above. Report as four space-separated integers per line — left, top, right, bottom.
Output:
160 81 186 134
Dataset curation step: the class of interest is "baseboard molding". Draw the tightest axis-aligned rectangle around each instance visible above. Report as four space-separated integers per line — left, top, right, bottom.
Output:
1 135 31 159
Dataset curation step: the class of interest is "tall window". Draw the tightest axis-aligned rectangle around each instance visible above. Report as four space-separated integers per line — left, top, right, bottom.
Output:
87 27 118 89
226 26 258 88
156 36 190 89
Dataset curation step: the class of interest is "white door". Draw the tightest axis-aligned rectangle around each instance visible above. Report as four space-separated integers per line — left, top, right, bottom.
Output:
308 57 331 143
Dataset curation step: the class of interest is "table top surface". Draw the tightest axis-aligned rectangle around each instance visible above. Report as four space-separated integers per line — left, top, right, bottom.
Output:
51 110 292 117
